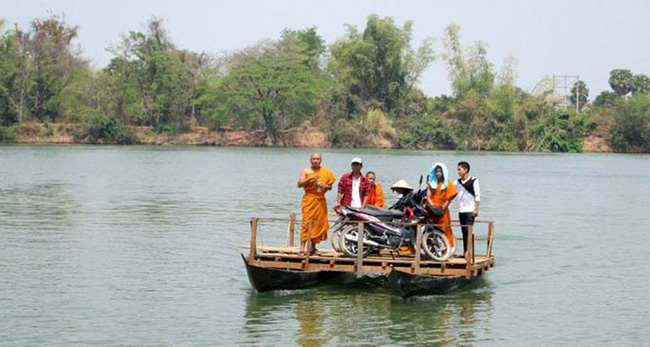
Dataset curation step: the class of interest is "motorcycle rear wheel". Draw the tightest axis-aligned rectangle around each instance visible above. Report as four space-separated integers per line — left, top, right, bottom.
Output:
421 228 453 261
338 224 373 258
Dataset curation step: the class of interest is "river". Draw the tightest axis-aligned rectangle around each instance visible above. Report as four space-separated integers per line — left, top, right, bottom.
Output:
1 145 649 346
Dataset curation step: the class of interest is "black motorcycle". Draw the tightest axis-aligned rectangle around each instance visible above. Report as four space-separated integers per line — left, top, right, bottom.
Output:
331 187 453 261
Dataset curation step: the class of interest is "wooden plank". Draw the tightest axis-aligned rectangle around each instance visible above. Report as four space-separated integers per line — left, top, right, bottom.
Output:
250 218 258 260
487 222 495 257
356 222 364 278
254 259 471 276
414 224 423 273
254 253 494 270
288 213 296 247
465 224 474 279
304 220 313 270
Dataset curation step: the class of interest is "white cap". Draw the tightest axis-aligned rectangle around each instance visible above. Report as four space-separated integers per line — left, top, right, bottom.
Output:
351 157 362 164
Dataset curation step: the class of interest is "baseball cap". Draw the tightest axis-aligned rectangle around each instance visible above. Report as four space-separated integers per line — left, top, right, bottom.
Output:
351 157 362 164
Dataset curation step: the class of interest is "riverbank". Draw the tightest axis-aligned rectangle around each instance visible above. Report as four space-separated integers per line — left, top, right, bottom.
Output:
4 121 612 152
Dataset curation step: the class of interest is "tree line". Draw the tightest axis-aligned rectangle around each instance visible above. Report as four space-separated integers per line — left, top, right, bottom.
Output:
1 15 649 152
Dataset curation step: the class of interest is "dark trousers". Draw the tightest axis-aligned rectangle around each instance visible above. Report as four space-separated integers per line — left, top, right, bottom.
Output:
458 212 475 254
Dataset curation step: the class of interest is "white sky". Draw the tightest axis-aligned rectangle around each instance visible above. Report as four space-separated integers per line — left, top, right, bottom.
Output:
2 0 649 99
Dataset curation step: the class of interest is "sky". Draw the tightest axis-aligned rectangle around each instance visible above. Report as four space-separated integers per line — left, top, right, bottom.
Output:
2 0 649 99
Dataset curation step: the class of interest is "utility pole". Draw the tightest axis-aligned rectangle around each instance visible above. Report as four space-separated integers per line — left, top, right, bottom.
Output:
553 74 580 112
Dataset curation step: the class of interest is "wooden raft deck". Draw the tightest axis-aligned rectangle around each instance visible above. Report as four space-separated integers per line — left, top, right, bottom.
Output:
242 215 496 280
243 245 495 277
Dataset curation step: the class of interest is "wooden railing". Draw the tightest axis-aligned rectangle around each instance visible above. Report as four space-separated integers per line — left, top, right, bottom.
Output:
248 215 495 279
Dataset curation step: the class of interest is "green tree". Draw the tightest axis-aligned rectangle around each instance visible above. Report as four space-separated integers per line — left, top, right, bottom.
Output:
593 90 617 108
570 80 589 111
14 15 87 122
632 74 650 95
442 23 494 97
200 37 321 145
0 19 20 125
609 94 650 152
281 27 325 72
438 23 530 151
328 15 434 115
609 69 633 97
528 111 585 152
105 18 210 130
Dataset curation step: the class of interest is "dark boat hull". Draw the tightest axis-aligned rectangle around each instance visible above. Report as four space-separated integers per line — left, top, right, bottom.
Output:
388 268 476 297
242 255 329 292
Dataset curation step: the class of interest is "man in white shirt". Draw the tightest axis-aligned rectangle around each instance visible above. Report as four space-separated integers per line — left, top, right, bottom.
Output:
336 157 370 208
454 161 481 257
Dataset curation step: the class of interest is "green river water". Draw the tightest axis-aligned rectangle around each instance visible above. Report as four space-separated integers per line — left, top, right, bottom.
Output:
1 145 649 346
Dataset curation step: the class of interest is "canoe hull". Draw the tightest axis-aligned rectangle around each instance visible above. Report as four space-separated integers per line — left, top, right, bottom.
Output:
242 255 329 292
388 268 476 297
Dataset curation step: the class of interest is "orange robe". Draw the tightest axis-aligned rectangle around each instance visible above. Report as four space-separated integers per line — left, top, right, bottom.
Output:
428 180 458 247
300 167 336 244
367 183 385 209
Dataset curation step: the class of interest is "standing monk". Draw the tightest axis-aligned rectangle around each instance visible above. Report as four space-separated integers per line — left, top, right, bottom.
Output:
297 152 336 255
426 162 458 249
366 171 385 209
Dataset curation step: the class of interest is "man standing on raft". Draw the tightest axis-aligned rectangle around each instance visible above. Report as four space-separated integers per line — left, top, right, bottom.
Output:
297 152 336 255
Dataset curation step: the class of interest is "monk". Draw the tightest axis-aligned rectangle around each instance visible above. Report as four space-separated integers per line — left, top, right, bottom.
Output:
297 152 336 255
426 162 458 249
366 171 385 209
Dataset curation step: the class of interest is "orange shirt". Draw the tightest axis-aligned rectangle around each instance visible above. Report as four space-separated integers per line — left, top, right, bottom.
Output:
367 183 385 209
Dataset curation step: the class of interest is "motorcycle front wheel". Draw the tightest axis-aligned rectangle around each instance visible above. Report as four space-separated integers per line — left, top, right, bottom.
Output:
338 224 373 258
330 224 343 252
421 228 453 261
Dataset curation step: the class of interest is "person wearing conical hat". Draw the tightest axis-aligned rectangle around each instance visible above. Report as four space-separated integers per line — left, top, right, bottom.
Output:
390 179 413 199
426 162 458 249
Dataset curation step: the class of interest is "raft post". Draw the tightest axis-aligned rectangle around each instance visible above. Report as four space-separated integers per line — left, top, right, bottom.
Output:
414 224 423 274
287 213 296 247
250 218 258 260
487 222 495 257
304 220 313 270
465 223 474 279
356 221 364 278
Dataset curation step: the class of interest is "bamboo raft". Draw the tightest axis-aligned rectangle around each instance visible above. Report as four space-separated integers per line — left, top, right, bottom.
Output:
241 214 496 297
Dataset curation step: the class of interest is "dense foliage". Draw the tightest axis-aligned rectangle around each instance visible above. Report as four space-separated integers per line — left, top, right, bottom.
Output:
0 15 647 152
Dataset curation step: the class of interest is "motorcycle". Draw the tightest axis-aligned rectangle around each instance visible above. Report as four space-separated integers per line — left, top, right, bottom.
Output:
330 181 453 261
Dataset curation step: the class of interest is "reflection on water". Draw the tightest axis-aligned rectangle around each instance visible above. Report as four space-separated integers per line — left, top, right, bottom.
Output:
242 277 493 346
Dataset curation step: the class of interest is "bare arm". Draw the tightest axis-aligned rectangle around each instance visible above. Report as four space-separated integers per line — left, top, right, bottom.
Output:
297 169 319 188
426 185 435 206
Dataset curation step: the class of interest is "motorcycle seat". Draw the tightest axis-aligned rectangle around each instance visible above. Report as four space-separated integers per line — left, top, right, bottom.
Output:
348 205 404 219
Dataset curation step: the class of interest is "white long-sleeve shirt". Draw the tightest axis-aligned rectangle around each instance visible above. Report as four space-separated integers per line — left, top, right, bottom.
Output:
454 177 481 213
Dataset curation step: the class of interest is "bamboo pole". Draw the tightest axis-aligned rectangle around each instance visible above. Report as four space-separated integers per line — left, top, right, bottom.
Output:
414 224 423 273
356 221 364 278
250 218 258 260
